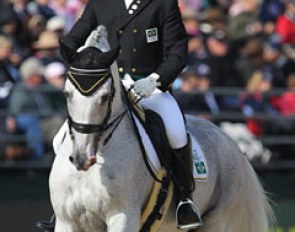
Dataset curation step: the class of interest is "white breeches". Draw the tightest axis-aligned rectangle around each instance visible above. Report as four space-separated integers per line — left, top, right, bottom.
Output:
123 74 187 149
140 90 187 148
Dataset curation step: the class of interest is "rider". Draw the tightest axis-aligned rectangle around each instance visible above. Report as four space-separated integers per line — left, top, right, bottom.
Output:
38 0 202 230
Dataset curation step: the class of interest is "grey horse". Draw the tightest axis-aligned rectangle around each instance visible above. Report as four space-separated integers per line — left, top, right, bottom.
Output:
49 26 274 232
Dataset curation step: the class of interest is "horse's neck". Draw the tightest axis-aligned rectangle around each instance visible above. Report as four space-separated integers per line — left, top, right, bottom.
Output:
110 62 125 116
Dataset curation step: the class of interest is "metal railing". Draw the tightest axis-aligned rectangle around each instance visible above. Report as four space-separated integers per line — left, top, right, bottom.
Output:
0 87 294 171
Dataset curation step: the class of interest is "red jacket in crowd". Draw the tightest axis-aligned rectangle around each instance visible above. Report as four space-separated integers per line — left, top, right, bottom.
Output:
276 14 295 44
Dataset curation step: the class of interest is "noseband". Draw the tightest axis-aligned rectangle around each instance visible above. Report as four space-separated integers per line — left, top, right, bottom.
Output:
67 67 127 144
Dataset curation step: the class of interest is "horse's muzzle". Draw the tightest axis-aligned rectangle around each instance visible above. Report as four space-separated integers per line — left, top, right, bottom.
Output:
69 154 97 171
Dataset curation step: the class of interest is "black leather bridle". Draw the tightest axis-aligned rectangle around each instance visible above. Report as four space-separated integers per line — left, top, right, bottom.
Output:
67 67 128 145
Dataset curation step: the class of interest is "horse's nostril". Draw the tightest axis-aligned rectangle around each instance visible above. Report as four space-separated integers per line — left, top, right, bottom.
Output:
69 156 74 163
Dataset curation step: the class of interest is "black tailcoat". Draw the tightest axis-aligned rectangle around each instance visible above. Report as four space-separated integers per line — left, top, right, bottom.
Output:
63 0 188 90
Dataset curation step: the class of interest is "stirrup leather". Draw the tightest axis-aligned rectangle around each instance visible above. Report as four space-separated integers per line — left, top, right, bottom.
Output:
176 198 203 230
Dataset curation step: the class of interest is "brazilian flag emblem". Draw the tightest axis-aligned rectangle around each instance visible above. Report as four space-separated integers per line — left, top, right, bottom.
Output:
195 161 207 174
148 30 156 37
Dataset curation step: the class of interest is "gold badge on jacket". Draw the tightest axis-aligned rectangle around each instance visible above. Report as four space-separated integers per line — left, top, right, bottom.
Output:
146 28 158 43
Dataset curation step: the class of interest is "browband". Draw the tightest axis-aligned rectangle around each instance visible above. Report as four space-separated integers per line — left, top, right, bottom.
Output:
69 67 109 76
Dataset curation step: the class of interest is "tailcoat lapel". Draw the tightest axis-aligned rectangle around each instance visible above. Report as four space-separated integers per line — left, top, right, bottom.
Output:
115 0 154 30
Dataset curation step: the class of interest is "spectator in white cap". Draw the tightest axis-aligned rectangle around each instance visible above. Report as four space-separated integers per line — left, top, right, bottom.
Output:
44 62 66 90
46 16 66 38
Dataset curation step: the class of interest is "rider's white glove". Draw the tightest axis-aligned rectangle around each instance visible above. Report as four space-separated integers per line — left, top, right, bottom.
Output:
133 73 160 98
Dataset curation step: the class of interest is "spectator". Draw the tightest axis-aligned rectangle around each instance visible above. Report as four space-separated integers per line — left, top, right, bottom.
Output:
0 5 23 61
241 70 275 136
271 74 295 117
199 7 226 31
276 0 295 44
206 29 243 87
10 0 30 22
44 62 65 90
6 57 46 159
49 0 79 31
43 62 67 112
228 0 262 49
0 35 21 108
27 0 56 20
32 30 62 65
179 0 206 12
236 37 264 84
46 16 66 38
259 0 284 23
181 8 208 66
206 29 243 111
182 8 200 37
261 34 295 87
6 57 65 159
263 74 295 160
174 63 220 115
21 14 46 57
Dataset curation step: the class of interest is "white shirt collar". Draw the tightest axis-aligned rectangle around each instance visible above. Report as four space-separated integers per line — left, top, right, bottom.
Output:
124 0 133 9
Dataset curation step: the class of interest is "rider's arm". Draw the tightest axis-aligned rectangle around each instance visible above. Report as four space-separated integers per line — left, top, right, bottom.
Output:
63 0 97 51
154 0 188 91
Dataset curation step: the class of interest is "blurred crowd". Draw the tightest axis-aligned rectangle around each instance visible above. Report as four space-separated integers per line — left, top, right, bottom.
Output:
0 0 294 161
0 0 84 160
173 0 295 161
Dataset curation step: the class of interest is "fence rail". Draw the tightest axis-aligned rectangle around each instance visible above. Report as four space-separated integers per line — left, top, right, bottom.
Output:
0 87 294 171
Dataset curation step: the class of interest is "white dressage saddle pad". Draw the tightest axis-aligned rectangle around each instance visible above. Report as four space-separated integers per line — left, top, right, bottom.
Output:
133 115 209 182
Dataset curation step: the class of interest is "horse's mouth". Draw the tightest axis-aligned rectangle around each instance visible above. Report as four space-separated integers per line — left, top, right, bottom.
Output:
70 154 97 171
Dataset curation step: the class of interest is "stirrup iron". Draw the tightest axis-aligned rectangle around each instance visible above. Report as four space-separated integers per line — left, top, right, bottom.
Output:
36 215 55 232
176 198 203 230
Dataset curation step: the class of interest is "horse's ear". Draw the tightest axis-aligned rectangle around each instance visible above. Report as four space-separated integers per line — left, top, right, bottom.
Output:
59 38 77 65
98 46 120 67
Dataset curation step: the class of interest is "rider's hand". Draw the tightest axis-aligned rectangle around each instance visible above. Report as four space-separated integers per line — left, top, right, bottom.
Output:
133 73 160 98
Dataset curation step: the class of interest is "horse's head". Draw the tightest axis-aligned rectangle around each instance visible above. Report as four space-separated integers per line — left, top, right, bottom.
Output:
64 45 120 171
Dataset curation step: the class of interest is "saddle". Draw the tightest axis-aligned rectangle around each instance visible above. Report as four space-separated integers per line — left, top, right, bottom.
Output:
126 83 206 231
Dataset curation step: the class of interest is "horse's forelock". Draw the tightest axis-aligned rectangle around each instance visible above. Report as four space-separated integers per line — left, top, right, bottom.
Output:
70 47 119 70
71 47 104 69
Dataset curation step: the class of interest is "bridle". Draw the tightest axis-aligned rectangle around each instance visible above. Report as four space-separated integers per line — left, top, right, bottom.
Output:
67 67 128 145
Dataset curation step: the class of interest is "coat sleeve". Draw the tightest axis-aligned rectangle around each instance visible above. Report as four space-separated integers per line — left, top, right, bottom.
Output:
63 0 98 50
155 0 188 91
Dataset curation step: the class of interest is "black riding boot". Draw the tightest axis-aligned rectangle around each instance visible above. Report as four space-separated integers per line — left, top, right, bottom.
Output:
174 138 203 230
36 215 55 232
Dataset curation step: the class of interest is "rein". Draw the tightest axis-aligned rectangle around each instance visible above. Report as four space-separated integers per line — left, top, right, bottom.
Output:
67 109 128 145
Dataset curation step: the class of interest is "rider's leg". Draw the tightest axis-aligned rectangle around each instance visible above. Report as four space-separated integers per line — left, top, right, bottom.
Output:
139 90 203 230
139 89 187 149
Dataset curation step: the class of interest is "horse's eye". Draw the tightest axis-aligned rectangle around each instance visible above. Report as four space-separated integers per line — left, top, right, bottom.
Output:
63 91 69 98
63 91 72 100
101 94 109 103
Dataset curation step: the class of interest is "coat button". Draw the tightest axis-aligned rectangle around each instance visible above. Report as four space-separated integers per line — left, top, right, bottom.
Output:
131 4 138 10
118 30 123 35
131 68 136 73
119 49 123 54
128 9 134 14
133 48 137 52
133 29 138 33
118 67 124 73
